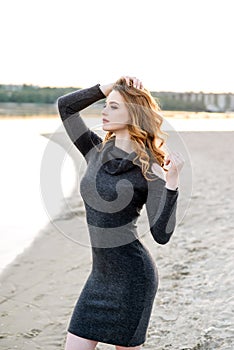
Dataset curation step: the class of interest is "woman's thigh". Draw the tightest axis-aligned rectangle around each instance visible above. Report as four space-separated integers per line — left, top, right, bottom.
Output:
64 332 98 350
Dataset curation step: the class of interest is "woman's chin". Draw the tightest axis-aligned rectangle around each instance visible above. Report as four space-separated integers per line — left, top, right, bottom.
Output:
102 122 129 132
102 124 114 131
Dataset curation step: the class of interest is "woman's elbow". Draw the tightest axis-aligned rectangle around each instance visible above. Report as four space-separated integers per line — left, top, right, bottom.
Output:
57 96 66 120
57 96 64 111
151 227 174 245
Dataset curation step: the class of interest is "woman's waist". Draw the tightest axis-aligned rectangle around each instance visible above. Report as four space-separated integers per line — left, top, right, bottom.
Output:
87 220 139 249
85 208 140 229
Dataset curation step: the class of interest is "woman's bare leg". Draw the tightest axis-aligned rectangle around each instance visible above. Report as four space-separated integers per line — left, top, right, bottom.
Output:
115 345 142 350
65 332 98 350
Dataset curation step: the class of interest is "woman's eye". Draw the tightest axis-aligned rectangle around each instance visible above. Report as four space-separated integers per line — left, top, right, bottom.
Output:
103 104 117 109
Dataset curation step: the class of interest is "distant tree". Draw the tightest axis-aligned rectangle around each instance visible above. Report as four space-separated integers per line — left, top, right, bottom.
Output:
0 84 79 104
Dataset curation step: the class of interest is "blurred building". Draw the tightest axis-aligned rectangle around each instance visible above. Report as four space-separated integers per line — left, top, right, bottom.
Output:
155 91 234 112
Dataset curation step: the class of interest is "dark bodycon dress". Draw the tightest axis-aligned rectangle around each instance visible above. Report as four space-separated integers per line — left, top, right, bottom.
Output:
57 84 179 347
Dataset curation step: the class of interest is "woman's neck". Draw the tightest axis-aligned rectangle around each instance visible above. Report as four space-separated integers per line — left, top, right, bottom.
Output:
114 132 134 154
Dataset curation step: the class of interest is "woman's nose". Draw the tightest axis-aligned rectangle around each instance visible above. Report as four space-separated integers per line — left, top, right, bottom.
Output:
102 107 108 116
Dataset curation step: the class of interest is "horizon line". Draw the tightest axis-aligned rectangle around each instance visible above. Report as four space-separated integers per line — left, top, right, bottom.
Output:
1 82 234 95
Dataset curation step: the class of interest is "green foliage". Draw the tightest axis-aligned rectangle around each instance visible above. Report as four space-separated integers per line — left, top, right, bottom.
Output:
0 84 79 104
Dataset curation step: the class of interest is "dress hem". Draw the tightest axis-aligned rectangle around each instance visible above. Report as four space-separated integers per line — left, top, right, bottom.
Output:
67 327 145 347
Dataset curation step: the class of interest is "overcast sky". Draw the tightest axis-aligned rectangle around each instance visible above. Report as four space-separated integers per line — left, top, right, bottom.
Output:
1 0 233 92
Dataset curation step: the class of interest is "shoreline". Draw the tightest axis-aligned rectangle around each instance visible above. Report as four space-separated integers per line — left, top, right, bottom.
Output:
0 131 233 349
0 110 234 120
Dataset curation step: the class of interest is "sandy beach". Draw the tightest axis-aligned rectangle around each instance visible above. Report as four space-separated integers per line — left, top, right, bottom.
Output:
0 131 233 350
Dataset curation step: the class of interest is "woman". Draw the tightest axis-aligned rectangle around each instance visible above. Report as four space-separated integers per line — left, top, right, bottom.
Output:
58 76 185 350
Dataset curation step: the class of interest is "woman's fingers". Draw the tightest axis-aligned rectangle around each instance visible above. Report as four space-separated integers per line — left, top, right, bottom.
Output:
123 76 130 86
135 78 143 89
132 77 143 89
165 151 185 173
121 76 143 89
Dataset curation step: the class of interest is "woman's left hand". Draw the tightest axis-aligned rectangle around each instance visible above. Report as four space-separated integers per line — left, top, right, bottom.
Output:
164 151 185 184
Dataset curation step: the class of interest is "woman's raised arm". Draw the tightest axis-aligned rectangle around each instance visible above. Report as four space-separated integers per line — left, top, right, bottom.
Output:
57 84 106 162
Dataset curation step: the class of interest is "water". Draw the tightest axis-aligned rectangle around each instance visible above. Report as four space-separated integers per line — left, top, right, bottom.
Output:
0 117 75 274
0 111 234 275
0 102 57 116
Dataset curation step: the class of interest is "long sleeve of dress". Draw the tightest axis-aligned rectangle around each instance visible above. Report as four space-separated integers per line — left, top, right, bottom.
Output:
57 84 106 162
145 175 179 245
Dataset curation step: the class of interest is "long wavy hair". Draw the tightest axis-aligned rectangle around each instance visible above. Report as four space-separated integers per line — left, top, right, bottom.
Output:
99 78 169 181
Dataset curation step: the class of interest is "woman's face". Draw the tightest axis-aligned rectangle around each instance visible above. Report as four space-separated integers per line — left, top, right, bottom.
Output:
101 90 130 132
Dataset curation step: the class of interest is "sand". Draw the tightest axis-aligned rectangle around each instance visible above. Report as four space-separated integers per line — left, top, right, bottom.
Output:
0 131 233 350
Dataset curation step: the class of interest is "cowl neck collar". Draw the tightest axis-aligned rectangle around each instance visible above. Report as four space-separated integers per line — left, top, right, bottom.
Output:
100 136 140 175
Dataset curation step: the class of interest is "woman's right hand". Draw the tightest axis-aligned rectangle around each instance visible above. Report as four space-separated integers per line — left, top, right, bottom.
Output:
121 76 144 89
99 76 144 96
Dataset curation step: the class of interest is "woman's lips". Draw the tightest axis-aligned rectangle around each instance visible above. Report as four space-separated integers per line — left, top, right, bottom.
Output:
102 118 109 123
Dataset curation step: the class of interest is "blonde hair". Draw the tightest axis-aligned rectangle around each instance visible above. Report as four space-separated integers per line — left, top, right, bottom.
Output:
99 78 169 181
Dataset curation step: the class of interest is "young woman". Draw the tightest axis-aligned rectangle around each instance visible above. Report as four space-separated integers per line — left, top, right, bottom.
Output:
58 76 185 350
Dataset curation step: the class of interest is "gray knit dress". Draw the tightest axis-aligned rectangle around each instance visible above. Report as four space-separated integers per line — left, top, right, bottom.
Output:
57 84 179 347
